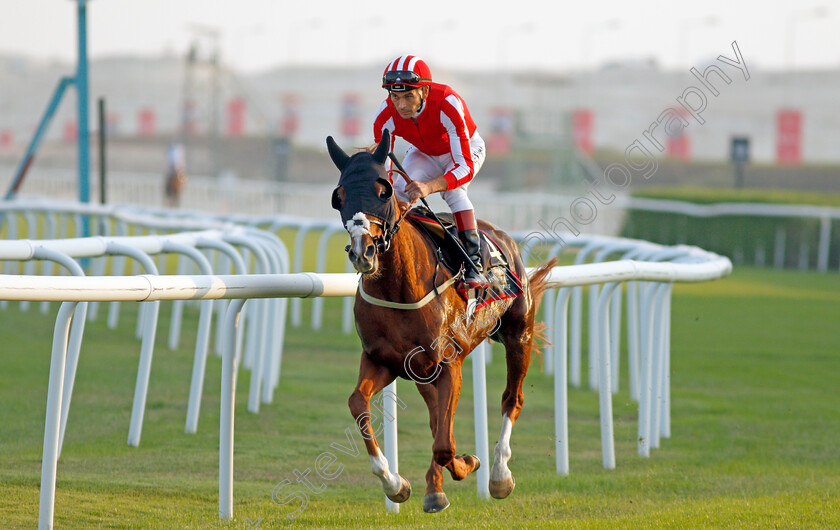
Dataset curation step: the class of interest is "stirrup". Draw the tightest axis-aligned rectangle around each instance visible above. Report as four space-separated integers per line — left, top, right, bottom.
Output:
463 266 489 289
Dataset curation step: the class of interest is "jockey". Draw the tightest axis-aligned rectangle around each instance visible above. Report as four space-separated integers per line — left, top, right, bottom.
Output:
374 55 488 288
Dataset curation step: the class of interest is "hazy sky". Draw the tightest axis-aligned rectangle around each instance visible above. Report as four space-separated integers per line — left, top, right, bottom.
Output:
0 0 837 73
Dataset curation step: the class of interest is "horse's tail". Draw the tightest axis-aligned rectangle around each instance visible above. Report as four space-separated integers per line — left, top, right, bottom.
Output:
528 257 558 314
527 257 558 365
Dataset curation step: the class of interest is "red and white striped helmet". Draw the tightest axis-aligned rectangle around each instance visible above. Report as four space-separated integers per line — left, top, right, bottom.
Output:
382 55 432 92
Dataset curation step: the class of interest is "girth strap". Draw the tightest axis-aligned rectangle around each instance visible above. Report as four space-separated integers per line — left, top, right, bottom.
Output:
357 269 463 310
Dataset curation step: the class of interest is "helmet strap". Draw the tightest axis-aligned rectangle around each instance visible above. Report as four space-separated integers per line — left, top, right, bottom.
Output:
417 86 429 114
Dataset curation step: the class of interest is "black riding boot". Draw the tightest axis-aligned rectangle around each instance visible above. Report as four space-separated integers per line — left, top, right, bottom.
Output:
458 229 489 288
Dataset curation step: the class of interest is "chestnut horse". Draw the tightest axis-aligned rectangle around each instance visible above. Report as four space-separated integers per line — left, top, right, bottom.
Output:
327 130 556 513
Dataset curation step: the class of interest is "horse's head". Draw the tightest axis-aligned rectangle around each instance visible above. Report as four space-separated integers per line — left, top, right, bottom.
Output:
327 130 398 275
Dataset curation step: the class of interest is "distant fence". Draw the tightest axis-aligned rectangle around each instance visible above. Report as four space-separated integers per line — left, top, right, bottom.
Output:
2 198 731 528
2 164 624 233
620 197 840 272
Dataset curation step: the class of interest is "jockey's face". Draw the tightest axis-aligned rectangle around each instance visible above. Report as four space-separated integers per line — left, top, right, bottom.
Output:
390 86 429 119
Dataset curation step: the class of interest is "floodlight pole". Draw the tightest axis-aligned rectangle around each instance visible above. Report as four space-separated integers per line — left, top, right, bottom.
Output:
2 0 91 240
76 0 91 219
4 78 75 201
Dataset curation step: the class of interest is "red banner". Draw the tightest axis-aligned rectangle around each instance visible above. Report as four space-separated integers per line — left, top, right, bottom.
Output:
280 94 300 138
341 93 361 137
666 108 691 160
572 109 593 155
62 121 77 142
0 130 12 149
487 107 513 156
776 109 802 165
226 97 246 137
666 134 691 160
137 108 156 137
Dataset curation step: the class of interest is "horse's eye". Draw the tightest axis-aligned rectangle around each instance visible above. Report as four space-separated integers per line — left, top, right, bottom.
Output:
379 189 388 199
331 187 343 210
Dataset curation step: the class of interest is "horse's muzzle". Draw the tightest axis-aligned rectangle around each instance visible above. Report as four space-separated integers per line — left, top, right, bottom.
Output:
348 238 378 274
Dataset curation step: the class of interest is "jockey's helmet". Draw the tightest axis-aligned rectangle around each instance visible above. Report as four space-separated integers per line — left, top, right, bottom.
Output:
382 55 432 92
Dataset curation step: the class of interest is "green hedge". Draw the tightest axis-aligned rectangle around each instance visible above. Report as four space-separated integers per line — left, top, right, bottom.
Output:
621 187 840 270
629 186 840 207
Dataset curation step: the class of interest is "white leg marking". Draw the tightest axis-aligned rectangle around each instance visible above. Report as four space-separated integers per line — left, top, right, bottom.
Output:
491 414 513 482
370 448 401 496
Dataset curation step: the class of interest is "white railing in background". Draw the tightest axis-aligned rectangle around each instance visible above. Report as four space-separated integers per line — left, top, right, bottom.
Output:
2 164 625 234
1 198 731 528
623 196 840 272
8 165 836 272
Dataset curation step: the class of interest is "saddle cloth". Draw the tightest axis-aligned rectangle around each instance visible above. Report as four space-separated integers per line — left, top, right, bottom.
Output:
406 206 523 311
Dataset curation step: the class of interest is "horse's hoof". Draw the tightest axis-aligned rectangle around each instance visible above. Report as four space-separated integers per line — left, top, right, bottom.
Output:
466 454 481 471
386 475 412 503
448 454 481 481
488 475 516 499
423 492 450 513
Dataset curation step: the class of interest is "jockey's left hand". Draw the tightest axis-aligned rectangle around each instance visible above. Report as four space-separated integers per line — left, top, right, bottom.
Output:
405 180 432 201
405 176 448 201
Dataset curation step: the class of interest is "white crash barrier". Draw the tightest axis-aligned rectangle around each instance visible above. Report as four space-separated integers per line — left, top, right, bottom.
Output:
541 247 732 473
0 271 357 529
1 203 294 443
0 198 731 527
0 262 730 527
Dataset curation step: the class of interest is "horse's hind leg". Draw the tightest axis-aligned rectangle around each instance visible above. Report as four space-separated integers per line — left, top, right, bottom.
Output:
348 353 411 503
489 320 534 499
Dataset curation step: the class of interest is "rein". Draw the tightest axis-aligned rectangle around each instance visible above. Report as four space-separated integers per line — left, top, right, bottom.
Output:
360 168 460 310
387 167 415 236
360 168 414 254
353 158 463 310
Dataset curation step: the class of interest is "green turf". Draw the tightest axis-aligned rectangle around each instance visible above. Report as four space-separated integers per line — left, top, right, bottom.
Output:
1 266 839 528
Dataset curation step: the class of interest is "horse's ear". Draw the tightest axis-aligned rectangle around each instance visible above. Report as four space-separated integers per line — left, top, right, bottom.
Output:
372 129 390 165
326 136 350 171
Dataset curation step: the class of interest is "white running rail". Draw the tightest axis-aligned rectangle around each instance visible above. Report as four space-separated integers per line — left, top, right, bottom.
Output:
0 198 731 528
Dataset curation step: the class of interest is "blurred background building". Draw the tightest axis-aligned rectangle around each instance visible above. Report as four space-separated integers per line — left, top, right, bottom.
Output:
1 50 838 193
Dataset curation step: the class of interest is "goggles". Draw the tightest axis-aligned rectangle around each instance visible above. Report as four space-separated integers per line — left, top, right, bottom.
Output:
382 70 430 91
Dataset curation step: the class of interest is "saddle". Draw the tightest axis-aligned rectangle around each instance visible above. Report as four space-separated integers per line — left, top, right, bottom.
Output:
406 206 523 311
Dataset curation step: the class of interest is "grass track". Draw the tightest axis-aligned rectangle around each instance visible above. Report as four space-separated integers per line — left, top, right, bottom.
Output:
1 266 839 528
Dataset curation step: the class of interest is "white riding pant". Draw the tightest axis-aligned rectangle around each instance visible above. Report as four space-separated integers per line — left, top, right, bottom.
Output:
393 132 486 214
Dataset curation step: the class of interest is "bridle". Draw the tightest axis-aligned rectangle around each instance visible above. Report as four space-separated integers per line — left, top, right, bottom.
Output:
348 166 415 255
345 163 464 310
328 132 463 309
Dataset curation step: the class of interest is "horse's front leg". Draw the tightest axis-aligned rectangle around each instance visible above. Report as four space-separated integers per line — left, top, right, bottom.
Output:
348 352 411 503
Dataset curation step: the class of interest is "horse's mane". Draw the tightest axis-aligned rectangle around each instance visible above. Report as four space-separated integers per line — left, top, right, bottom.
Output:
356 143 377 153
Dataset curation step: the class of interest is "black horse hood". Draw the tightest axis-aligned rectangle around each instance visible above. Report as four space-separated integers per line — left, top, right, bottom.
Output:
328 131 397 229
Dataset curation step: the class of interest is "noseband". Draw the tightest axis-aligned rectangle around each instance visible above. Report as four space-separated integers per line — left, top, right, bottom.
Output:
347 206 409 255
369 216 396 254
